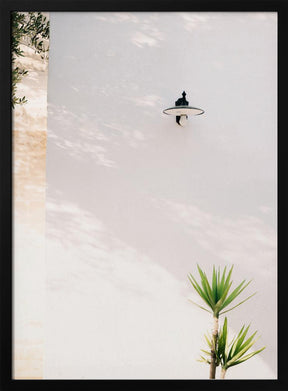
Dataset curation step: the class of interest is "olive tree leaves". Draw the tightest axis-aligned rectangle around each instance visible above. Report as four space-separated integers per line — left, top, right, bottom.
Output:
12 12 50 107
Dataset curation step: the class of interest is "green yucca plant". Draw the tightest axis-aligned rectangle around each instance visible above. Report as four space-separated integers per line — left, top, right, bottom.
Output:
188 265 256 318
200 317 266 379
188 264 256 379
198 331 220 367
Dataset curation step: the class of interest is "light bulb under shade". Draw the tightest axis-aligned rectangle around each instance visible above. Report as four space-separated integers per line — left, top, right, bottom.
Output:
178 115 187 127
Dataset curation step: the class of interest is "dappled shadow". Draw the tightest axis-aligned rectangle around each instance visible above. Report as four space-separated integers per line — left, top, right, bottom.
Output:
45 11 277 377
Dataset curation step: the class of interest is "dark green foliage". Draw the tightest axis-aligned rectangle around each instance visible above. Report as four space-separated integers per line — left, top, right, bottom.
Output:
11 12 50 108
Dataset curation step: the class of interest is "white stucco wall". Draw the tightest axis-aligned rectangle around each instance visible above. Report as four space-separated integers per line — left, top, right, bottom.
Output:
45 12 277 379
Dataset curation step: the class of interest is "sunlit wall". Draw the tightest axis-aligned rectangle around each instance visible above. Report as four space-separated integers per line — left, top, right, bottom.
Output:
44 12 277 379
13 18 49 378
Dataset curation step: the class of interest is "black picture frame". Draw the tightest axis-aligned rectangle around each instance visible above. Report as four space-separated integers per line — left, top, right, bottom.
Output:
1 0 287 390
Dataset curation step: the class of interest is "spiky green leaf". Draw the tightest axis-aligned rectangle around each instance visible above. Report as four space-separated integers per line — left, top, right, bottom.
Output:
220 292 257 315
188 299 211 314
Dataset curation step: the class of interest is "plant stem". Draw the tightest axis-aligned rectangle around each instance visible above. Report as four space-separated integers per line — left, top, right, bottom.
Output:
220 368 226 379
209 316 219 379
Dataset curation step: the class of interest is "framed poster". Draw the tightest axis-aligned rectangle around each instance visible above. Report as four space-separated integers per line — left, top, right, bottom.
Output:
1 0 287 389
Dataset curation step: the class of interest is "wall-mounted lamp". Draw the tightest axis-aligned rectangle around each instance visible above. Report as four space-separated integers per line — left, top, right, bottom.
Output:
163 91 204 126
